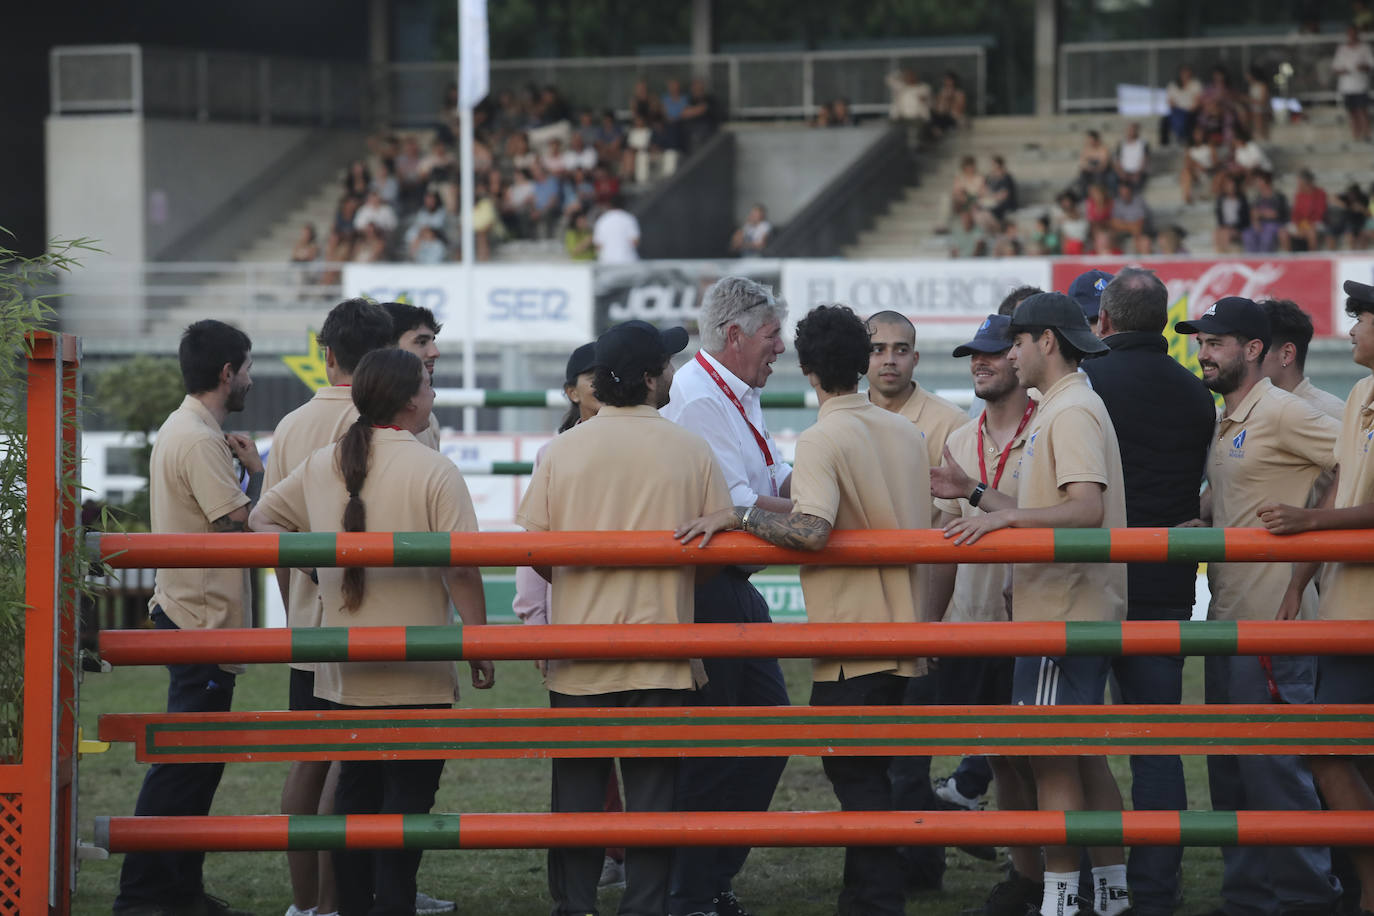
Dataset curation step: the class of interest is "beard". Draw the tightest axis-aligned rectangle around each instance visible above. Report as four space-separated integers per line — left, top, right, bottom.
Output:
226 379 250 413
1202 358 1245 394
974 371 1020 403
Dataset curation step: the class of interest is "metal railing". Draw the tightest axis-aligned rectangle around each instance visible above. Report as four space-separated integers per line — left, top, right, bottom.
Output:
1060 32 1362 113
50 45 370 126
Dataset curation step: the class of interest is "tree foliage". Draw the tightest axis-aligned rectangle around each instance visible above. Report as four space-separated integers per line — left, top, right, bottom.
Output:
94 355 184 531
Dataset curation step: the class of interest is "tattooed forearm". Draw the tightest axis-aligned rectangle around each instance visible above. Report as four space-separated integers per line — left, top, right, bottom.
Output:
740 507 832 551
210 514 248 533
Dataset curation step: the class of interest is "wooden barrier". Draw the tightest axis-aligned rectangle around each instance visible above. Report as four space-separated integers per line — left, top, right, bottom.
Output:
98 704 1374 764
94 810 1374 853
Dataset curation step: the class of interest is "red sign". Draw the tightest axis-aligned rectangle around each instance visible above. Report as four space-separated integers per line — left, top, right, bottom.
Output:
1051 256 1336 336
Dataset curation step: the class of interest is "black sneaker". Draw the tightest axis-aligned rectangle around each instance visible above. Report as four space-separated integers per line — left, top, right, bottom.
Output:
711 891 752 916
190 896 254 916
982 872 1043 916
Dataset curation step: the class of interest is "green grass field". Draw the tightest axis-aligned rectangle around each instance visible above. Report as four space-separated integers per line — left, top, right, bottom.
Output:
73 655 1226 916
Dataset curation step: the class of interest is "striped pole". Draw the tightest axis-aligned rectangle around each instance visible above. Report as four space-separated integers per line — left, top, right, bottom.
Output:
90 528 1374 571
94 810 1374 853
96 620 1374 667
454 461 532 476
434 388 825 409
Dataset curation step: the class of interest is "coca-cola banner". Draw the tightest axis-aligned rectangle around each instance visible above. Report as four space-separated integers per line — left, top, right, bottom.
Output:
1050 255 1336 336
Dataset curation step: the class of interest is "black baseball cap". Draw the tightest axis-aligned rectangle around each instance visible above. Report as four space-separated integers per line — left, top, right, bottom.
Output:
1010 292 1110 356
1345 279 1374 309
1175 296 1272 346
563 342 597 386
1067 269 1114 320
952 314 1014 357
593 320 689 382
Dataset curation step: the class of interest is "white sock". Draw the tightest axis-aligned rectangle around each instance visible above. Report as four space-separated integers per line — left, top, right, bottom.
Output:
1040 870 1079 916
1092 863 1130 916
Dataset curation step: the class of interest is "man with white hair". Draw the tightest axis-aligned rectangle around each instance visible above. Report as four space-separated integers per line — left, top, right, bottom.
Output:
661 276 792 916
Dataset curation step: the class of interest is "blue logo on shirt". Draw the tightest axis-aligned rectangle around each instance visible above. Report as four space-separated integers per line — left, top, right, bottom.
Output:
1229 429 1247 458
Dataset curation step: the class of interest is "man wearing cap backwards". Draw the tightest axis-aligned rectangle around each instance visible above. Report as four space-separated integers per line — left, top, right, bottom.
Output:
678 303 931 916
926 314 1045 916
517 320 731 916
1175 296 1342 916
934 292 1131 916
661 276 792 916
864 309 970 890
1080 268 1215 916
1262 280 1374 916
1068 268 1114 332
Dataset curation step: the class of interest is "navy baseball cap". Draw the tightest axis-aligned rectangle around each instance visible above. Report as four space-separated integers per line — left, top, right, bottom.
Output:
952 314 1014 357
1010 292 1110 357
1175 296 1272 347
563 342 597 386
1068 269 1114 320
593 320 688 382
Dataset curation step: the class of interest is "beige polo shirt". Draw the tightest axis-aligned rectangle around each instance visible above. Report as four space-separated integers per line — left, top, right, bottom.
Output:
791 393 930 681
265 386 358 669
933 402 1036 623
516 405 731 696
416 413 441 451
256 429 478 706
1293 377 1345 507
882 381 968 472
1317 375 1374 620
1208 378 1339 621
1009 373 1127 623
148 395 252 637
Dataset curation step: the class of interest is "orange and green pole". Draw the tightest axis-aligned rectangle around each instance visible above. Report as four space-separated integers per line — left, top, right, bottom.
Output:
94 810 1374 853
90 528 1374 570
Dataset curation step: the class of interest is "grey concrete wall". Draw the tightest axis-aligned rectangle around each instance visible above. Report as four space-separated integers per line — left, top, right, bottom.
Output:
732 125 888 225
46 115 146 263
142 120 312 258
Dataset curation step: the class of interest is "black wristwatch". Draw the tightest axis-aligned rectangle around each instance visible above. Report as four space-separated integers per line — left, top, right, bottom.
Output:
968 482 988 508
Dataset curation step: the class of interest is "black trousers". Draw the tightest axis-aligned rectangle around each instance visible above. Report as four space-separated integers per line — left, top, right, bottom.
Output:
548 688 685 916
813 672 910 916
887 669 945 889
115 608 237 910
329 702 446 916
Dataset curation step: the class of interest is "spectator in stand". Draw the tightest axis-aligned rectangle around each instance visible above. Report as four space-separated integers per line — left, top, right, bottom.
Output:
1284 169 1328 251
623 113 654 183
1085 182 1114 236
886 68 933 147
1203 65 1242 117
405 190 448 247
930 70 968 135
594 109 625 163
1181 125 1222 204
1113 122 1150 191
1029 213 1061 255
575 110 599 148
1164 65 1203 145
1243 172 1289 253
661 78 689 153
593 194 640 264
1227 128 1273 185
947 207 987 258
829 97 856 126
394 137 424 209
504 168 536 238
982 155 1019 227
321 228 354 284
1246 66 1273 140
992 220 1024 257
343 159 371 197
1197 93 1238 147
529 162 564 239
561 168 597 222
630 79 659 123
290 224 319 266
371 161 399 209
335 196 360 236
1055 192 1090 255
506 132 537 173
540 138 568 176
730 203 773 256
1214 174 1251 253
562 133 598 174
1076 131 1114 197
1157 225 1188 254
354 190 398 237
352 223 388 263
1335 183 1371 250
949 156 986 227
1333 24 1374 141
1110 182 1151 254
565 210 595 261
1092 225 1122 256
492 90 524 135
471 185 501 262
409 225 447 265
682 78 721 153
436 83 460 146
812 105 834 128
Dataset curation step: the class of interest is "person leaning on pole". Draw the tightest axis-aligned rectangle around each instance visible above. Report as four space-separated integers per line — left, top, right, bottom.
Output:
1173 296 1342 916
114 320 262 916
1261 279 1374 916
678 302 932 916
930 292 1131 916
516 319 732 916
660 276 793 916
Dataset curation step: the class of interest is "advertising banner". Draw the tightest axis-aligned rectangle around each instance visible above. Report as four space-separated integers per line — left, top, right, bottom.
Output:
343 263 594 344
1334 256 1374 335
592 259 783 335
1051 256 1337 336
780 258 1053 341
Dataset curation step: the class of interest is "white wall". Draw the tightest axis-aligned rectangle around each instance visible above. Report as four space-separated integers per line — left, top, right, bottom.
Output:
46 114 145 263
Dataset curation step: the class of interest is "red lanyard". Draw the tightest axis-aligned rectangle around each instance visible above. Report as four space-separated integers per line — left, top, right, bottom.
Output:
976 400 1036 489
695 352 777 493
372 424 405 431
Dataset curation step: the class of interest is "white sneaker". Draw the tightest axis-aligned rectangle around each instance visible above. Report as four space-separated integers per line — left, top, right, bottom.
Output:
284 907 315 916
598 855 626 889
933 775 982 810
414 891 455 915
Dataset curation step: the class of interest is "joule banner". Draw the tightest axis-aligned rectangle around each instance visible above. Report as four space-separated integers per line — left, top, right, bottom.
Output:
780 258 1053 341
1050 256 1337 337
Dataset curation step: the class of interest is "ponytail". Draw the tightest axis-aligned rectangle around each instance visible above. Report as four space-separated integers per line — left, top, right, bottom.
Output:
557 402 580 433
336 417 373 611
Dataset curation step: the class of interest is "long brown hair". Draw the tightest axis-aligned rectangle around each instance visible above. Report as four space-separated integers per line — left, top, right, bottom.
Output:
336 348 424 610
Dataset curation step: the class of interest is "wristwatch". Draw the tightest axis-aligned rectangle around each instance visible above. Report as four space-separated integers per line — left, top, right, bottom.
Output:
968 482 988 508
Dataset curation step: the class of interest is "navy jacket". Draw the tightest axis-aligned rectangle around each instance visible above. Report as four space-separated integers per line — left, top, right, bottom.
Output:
1082 331 1216 616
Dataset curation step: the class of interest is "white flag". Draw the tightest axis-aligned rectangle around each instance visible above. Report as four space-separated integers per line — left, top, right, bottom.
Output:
459 0 489 108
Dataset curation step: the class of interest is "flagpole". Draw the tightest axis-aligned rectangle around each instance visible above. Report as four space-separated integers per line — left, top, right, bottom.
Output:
457 0 487 433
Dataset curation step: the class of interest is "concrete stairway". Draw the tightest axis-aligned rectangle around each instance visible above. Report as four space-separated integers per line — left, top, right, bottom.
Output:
845 109 1374 259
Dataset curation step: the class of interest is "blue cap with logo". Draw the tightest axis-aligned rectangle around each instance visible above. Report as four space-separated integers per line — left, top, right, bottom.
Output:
1068 269 1114 320
952 314 1014 357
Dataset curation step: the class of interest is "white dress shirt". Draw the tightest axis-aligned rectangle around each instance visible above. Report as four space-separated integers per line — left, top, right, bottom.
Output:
662 349 792 506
